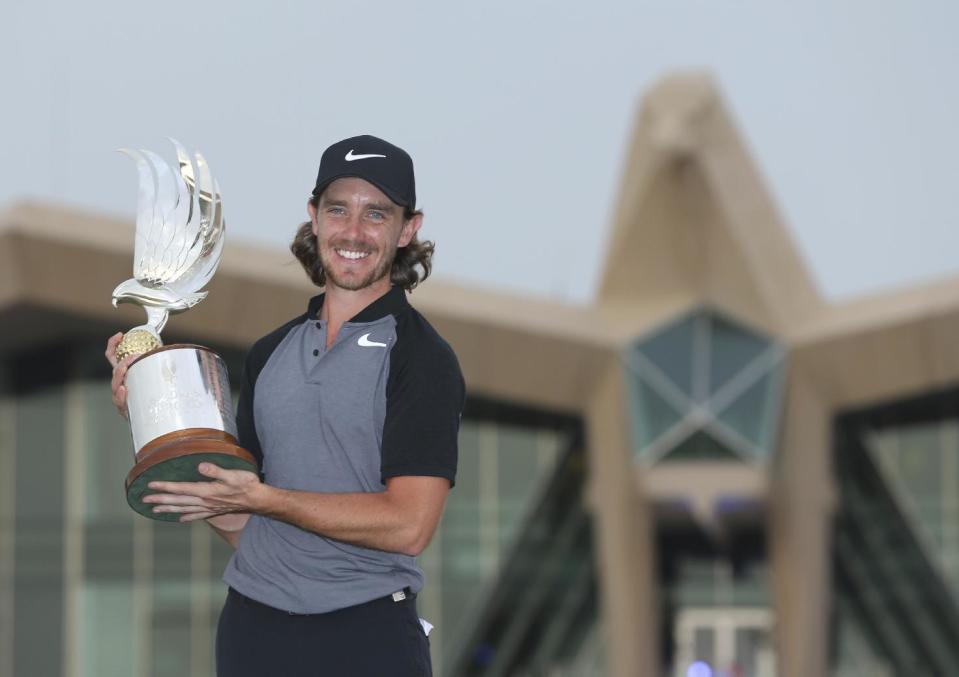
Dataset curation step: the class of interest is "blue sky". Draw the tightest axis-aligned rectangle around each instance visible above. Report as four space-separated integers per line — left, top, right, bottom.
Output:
3 0 957 304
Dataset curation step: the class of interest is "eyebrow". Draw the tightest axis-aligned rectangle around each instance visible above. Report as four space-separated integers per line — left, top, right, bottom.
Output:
320 198 348 207
364 202 395 212
320 197 395 213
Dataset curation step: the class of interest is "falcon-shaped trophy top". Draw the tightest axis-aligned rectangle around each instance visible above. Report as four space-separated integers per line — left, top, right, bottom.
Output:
112 139 225 362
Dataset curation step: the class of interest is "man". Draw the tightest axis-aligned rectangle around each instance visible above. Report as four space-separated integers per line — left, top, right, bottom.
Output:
106 135 464 677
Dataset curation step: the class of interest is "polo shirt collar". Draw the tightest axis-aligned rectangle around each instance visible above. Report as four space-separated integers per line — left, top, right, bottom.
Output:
307 285 409 323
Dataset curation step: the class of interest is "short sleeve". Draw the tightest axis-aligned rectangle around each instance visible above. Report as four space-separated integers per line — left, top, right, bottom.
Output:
380 338 465 486
235 349 264 472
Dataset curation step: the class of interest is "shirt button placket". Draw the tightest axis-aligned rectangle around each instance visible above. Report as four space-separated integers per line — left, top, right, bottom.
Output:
313 321 322 357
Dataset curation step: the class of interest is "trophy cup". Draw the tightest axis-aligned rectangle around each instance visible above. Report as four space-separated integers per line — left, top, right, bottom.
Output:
113 139 257 521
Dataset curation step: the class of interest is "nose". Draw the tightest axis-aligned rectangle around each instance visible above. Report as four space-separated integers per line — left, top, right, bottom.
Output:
341 211 366 241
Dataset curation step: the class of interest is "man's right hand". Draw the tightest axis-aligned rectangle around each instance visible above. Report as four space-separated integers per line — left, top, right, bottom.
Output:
105 332 135 420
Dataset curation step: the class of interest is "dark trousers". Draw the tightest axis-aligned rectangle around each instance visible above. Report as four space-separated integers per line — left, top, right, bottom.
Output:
216 587 433 677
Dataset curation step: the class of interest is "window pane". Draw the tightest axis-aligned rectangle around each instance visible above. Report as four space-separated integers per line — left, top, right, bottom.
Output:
717 373 772 455
709 316 768 394
630 379 684 454
151 581 193 677
81 582 136 677
14 382 65 677
80 379 135 522
635 314 696 397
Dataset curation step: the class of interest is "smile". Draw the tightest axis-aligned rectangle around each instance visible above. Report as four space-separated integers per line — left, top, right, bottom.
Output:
335 249 371 260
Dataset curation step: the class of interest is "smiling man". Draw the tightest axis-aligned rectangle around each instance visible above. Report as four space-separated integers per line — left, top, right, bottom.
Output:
107 135 464 677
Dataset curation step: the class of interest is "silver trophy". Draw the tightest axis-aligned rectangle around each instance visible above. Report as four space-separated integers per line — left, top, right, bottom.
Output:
113 139 257 521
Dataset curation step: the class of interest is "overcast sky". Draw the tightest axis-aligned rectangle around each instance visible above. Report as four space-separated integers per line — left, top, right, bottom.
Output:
3 1 957 304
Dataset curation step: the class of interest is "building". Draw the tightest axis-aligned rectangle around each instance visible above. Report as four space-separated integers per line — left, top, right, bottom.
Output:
2 73 959 676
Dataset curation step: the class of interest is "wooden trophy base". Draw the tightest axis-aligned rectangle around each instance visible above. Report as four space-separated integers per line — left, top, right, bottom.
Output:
126 428 258 522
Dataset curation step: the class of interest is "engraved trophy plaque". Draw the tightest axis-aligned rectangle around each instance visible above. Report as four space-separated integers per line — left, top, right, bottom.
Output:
113 139 257 521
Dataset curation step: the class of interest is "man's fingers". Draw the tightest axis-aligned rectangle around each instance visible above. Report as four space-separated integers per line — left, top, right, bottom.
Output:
111 355 135 415
152 504 211 514
181 512 218 523
114 385 128 415
107 335 131 418
111 355 134 388
143 493 208 506
112 386 127 417
147 480 213 496
198 462 226 479
105 332 123 368
198 464 260 486
110 360 127 393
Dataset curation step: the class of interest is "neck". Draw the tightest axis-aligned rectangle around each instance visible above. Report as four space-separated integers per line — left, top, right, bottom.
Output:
319 277 393 346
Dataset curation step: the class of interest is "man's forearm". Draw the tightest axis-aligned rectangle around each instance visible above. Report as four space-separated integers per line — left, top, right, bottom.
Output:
253 482 442 557
144 467 448 555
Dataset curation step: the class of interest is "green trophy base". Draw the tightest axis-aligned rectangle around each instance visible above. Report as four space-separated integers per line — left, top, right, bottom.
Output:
125 429 258 522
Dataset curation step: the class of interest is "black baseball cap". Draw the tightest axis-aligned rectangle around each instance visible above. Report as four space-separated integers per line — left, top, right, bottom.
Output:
311 135 416 208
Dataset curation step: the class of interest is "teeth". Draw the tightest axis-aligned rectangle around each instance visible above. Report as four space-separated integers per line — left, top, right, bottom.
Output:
336 249 370 260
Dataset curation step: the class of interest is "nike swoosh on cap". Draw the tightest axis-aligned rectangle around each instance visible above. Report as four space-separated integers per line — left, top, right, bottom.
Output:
358 333 388 348
345 150 387 161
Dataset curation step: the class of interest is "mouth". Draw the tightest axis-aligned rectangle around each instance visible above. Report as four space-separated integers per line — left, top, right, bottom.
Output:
335 248 372 261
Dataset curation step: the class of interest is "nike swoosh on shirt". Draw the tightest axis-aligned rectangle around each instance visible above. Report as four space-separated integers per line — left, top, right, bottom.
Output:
345 150 387 161
358 333 387 348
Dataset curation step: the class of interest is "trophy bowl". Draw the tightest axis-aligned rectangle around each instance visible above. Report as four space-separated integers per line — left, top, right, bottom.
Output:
124 344 257 521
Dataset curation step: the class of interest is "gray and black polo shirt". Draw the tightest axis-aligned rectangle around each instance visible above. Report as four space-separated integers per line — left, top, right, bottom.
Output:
222 285 465 614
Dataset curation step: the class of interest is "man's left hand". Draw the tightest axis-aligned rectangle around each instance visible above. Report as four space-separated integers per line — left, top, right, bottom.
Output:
143 463 267 523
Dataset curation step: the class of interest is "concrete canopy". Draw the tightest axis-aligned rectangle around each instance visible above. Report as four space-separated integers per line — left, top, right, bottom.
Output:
0 201 609 414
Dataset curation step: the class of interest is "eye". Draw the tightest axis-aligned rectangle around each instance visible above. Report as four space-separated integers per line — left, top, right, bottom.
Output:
327 206 346 216
367 210 386 221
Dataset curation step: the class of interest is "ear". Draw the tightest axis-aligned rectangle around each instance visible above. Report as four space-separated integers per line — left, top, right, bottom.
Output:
398 212 423 248
307 199 319 237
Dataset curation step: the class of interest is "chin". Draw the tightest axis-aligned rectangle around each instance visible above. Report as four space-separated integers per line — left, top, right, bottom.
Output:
327 271 375 291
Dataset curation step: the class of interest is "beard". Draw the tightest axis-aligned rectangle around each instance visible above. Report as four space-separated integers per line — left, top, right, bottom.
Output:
316 239 397 291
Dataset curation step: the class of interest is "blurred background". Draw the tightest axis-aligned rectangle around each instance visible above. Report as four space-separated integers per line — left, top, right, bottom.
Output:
2 1 959 676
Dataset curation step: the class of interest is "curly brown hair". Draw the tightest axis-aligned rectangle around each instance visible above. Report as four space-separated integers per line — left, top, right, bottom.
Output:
290 195 434 291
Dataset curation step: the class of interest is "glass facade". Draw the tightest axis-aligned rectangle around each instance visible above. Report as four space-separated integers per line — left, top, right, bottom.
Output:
869 420 959 590
415 415 569 677
0 340 571 677
444 426 597 677
624 308 785 464
8 351 68 677
832 388 959 675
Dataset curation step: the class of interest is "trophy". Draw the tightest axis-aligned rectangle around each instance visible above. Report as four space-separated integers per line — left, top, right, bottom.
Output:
113 139 257 521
